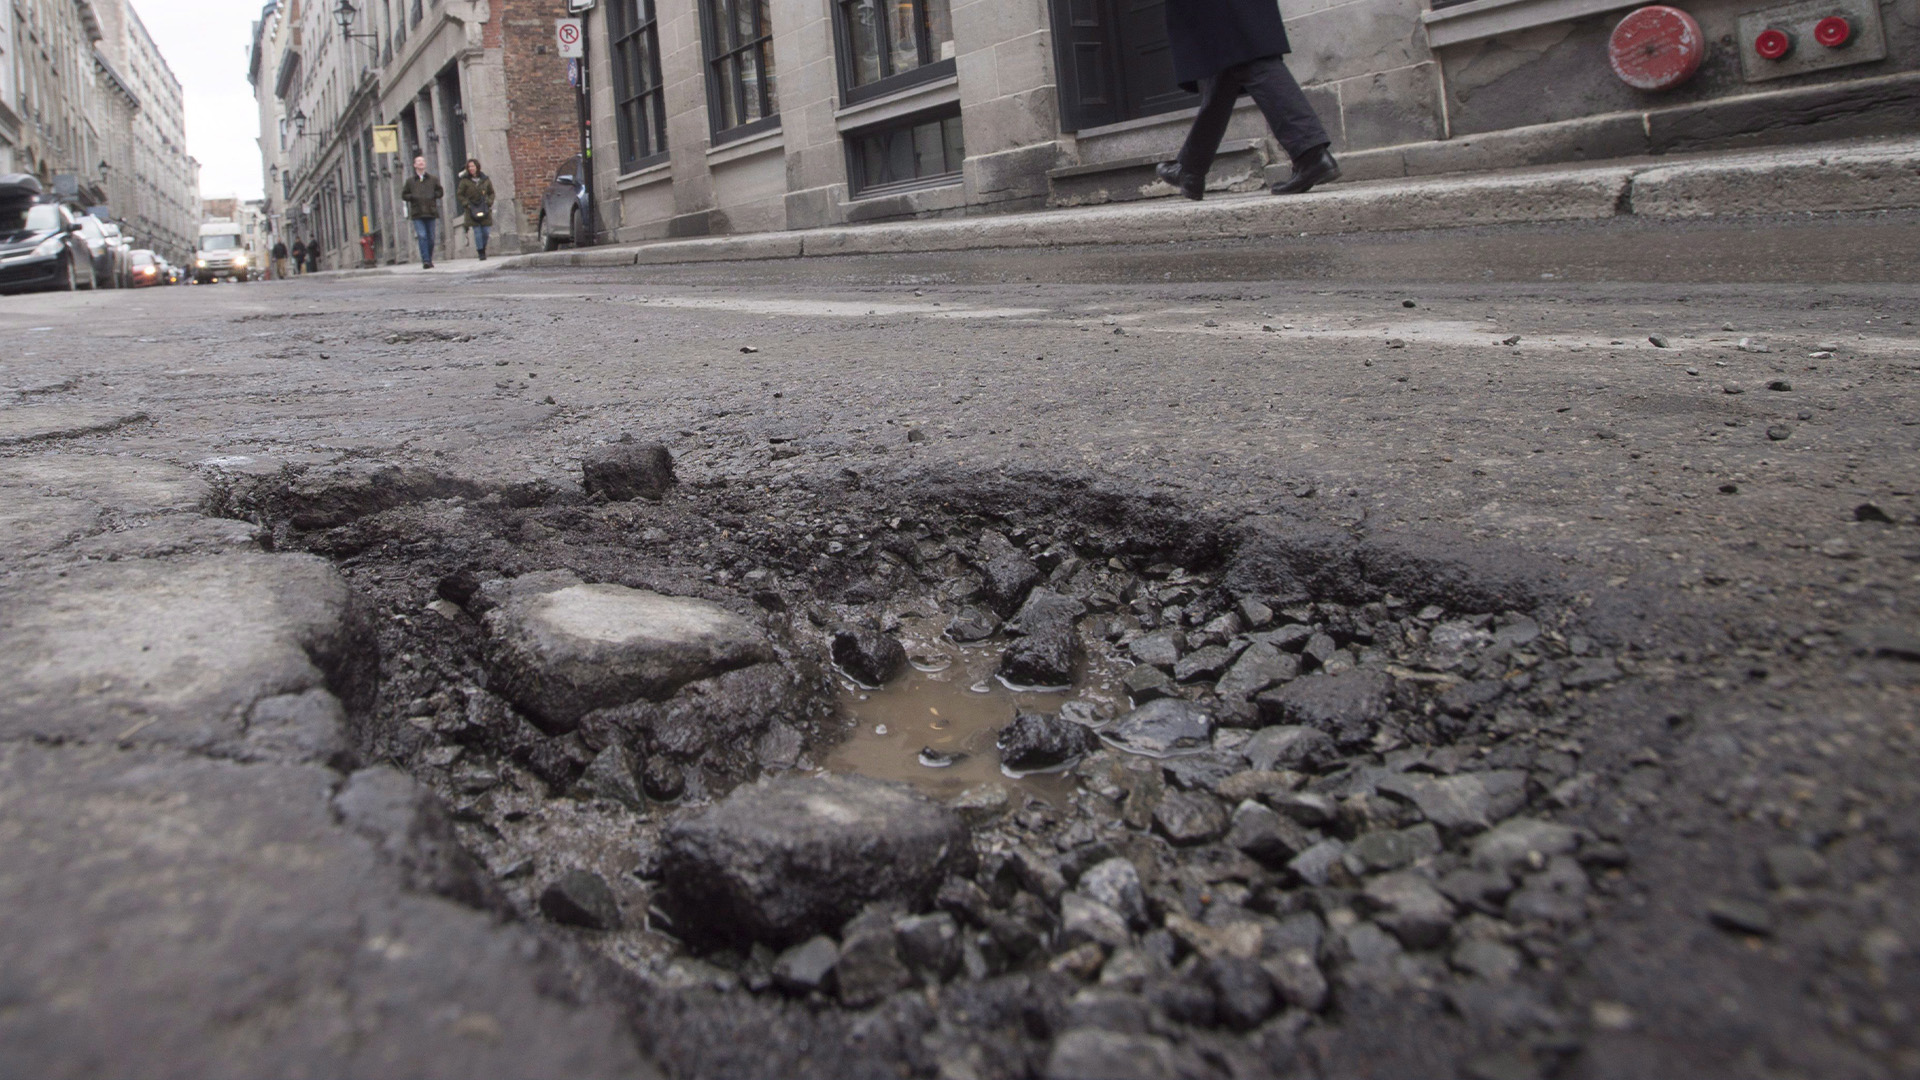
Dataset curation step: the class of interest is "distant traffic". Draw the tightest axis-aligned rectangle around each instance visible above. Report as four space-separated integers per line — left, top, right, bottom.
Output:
2 173 275 295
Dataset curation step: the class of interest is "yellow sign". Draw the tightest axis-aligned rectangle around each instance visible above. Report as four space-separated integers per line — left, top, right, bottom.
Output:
372 125 400 154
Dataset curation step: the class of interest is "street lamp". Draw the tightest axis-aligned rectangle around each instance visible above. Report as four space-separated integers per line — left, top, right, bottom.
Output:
334 0 379 44
293 110 308 136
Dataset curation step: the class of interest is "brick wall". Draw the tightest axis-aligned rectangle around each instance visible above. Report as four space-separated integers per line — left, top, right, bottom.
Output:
500 0 585 236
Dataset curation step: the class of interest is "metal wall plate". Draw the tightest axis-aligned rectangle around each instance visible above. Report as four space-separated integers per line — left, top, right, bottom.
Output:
1737 0 1887 82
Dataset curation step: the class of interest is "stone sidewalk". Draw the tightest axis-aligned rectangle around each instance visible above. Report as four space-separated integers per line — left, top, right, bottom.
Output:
498 135 1920 271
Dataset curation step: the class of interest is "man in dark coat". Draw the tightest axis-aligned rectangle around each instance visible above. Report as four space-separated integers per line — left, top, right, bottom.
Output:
1156 0 1339 200
400 155 444 269
289 238 306 275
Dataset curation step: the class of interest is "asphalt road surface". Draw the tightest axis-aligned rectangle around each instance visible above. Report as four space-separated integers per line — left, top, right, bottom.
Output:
2 210 1916 1080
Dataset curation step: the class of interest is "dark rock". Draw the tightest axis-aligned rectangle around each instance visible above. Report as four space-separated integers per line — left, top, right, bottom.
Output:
1269 790 1339 827
1288 840 1346 887
1153 790 1229 845
1302 632 1339 668
1043 1030 1187 1080
1376 771 1528 835
998 711 1101 772
1060 893 1132 950
946 606 1000 642
1256 623 1315 652
537 870 621 931
641 753 685 802
1174 644 1237 683
836 913 914 1006
1145 977 1218 1027
1855 503 1895 524
894 912 961 982
1471 818 1579 874
1262 948 1328 1012
569 743 646 810
1122 664 1179 703
1344 824 1442 875
1360 871 1455 948
1009 845 1069 904
1128 629 1185 670
1226 801 1315 865
1206 955 1278 1030
977 532 1042 615
660 774 973 945
1214 643 1300 700
1258 671 1393 749
1065 989 1158 1033
1707 897 1773 936
1242 725 1339 772
1437 679 1507 718
1492 615 1541 649
581 441 675 501
772 935 839 993
1438 868 1516 915
333 767 497 911
936 876 995 926
1105 699 1214 757
999 588 1086 688
1238 598 1275 628
1215 769 1302 802
1762 845 1829 889
1504 855 1589 925
831 626 908 687
1160 751 1244 791
1561 659 1621 688
1078 858 1149 928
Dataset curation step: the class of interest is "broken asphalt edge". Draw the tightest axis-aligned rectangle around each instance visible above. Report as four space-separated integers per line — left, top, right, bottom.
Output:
482 136 1920 272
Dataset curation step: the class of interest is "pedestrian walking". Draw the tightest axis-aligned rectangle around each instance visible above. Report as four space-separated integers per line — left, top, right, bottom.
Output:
289 237 306 275
304 238 320 274
401 155 444 269
271 238 289 280
456 158 496 261
1155 0 1340 201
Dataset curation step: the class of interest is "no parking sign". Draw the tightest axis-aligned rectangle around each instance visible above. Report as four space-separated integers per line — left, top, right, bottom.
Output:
556 18 584 58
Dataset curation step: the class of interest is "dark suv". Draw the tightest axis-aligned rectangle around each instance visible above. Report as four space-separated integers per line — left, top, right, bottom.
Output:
537 155 593 251
0 175 97 294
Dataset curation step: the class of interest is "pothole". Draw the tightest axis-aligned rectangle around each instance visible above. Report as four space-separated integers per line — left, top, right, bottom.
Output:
210 449 1629 1079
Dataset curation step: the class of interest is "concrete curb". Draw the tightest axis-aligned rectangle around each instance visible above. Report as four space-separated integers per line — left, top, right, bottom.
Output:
479 136 1918 271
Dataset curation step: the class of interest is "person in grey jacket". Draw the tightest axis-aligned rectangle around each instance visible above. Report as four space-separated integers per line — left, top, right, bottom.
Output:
400 156 444 268
1155 0 1339 201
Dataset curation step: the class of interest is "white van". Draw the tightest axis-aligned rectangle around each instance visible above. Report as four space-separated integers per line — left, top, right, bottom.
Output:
193 221 250 284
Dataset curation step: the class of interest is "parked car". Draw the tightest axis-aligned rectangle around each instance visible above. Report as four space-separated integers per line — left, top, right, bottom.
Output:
0 175 97 294
74 213 126 289
128 248 165 287
100 221 134 287
537 155 592 251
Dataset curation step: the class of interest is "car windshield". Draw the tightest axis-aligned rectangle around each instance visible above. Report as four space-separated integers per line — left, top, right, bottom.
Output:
200 234 241 250
78 218 104 239
1 201 62 234
131 251 156 266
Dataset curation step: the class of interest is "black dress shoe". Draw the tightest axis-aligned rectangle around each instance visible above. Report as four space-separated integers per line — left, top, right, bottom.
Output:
1156 161 1204 201
1271 146 1341 195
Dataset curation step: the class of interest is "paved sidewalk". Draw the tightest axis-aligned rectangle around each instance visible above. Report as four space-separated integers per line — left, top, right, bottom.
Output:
492 135 1920 271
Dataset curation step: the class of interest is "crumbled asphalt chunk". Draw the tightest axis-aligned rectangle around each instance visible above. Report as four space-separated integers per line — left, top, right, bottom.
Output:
1258 671 1393 749
1377 771 1528 835
998 710 1101 771
1173 643 1237 683
1345 823 1443 874
1361 871 1457 948
581 440 675 501
570 743 647 810
1043 1030 1188 1080
999 588 1086 687
835 912 914 1006
1105 698 1214 756
1242 725 1339 772
537 869 621 930
831 625 907 687
1060 893 1132 950
1128 629 1185 670
1153 789 1230 845
1227 800 1315 865
1214 642 1300 699
1504 855 1590 924
1763 845 1829 889
894 911 961 982
773 935 840 993
1472 818 1580 874
1707 898 1774 936
975 531 1042 615
1451 938 1522 982
1122 664 1179 702
1079 857 1150 928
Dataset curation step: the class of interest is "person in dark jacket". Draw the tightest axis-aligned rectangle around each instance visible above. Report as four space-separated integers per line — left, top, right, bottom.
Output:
270 238 289 280
400 155 444 268
304 237 319 273
455 158 496 261
289 238 306 275
1155 0 1339 200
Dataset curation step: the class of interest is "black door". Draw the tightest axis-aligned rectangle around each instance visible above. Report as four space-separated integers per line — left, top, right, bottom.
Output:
1051 0 1196 132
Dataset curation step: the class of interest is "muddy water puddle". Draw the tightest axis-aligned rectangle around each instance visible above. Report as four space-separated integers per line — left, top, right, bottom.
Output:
823 619 1129 803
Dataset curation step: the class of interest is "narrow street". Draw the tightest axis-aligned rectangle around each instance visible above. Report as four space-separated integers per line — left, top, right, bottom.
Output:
3 210 1917 1080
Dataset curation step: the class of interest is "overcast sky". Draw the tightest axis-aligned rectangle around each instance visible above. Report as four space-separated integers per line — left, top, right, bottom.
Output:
133 0 267 201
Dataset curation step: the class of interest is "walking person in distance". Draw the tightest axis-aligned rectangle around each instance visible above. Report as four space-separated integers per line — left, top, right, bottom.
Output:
270 237 289 280
401 155 444 269
456 158 496 261
289 237 306 275
304 237 319 274
1155 0 1340 201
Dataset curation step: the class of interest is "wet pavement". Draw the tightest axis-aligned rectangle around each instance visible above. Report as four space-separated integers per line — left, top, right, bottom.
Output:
2 209 1918 1080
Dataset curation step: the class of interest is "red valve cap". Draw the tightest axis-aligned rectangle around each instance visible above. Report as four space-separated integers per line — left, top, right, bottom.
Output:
1753 27 1794 59
1814 15 1853 47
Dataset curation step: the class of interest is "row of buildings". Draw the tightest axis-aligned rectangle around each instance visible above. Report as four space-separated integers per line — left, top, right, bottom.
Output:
1 0 200 264
256 0 1915 263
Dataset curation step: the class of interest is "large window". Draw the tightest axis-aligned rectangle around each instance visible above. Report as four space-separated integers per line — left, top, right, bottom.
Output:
846 107 963 197
700 0 778 142
610 0 668 169
833 0 954 103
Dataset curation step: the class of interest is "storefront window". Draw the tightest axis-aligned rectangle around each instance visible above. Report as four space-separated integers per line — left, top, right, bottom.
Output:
835 0 955 102
611 0 669 169
846 107 963 196
700 0 779 142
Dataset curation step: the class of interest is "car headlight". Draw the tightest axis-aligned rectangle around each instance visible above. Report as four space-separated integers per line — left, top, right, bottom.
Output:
33 236 65 257
233 254 248 266
196 259 208 268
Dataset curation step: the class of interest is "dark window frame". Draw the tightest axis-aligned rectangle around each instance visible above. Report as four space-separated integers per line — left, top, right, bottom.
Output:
698 0 780 145
843 103 964 199
829 0 956 106
609 0 670 171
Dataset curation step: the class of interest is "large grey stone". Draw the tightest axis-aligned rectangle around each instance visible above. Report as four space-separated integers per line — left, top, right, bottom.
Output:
581 440 675 501
1257 671 1394 749
1360 871 1457 949
0 742 653 1080
1471 817 1581 874
1376 770 1529 835
1104 698 1214 757
999 587 1086 688
484 582 773 733
660 774 973 945
1214 641 1300 699
1242 725 1340 772
1044 1029 1189 1080
0 553 374 754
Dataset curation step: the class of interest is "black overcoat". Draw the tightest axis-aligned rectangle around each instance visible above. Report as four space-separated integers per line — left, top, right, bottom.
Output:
1166 0 1293 91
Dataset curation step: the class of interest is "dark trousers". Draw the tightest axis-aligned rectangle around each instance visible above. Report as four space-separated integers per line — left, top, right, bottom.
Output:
1177 55 1330 178
412 217 438 264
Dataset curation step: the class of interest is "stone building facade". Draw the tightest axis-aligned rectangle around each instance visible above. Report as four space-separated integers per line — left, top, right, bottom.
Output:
572 0 1916 240
2 0 196 262
250 0 588 270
